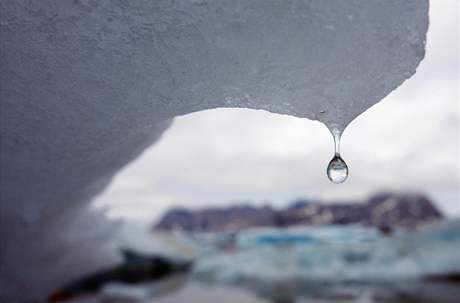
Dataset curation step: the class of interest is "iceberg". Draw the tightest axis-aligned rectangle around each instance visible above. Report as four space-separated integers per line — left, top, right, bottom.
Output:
0 0 428 300
191 221 460 301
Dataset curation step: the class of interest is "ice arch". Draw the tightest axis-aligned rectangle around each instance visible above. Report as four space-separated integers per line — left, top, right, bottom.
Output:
0 0 428 300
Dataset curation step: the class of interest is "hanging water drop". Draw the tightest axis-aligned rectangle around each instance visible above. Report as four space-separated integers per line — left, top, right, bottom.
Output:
327 155 348 183
327 129 348 184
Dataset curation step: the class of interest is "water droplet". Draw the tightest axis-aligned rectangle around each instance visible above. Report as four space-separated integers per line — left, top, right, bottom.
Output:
327 155 348 183
327 129 348 184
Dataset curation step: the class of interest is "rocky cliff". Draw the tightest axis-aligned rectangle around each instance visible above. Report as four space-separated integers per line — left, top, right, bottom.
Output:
154 192 443 232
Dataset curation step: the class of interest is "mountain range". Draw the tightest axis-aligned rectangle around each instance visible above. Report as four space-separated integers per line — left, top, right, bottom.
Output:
154 192 443 232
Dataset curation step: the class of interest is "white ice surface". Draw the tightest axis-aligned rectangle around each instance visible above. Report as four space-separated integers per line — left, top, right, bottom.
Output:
0 0 428 300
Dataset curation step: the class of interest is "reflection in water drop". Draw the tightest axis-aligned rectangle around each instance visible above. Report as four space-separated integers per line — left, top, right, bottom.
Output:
327 155 348 183
327 129 348 184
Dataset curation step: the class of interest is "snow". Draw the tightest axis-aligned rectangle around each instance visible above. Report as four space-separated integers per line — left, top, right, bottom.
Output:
0 0 428 301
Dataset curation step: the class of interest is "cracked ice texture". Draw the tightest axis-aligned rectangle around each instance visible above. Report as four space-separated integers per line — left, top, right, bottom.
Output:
0 0 428 300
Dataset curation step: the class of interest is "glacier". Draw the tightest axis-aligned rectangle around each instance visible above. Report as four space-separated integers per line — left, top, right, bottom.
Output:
0 0 428 301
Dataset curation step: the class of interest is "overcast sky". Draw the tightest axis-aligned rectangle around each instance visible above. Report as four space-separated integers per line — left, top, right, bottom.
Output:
93 0 459 224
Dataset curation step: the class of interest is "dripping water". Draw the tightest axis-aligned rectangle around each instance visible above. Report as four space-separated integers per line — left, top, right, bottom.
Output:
327 129 348 183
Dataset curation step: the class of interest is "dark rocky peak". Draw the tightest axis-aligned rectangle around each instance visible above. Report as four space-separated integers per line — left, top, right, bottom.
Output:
154 192 443 232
